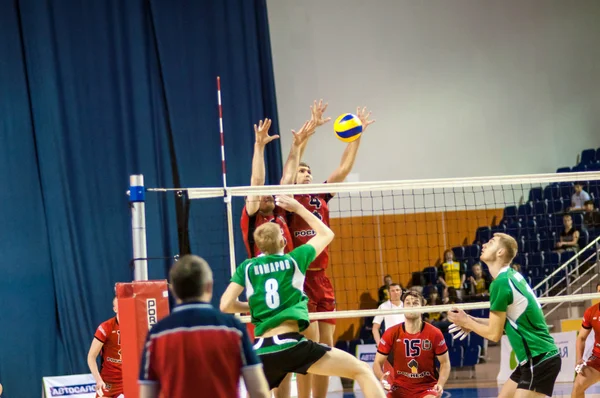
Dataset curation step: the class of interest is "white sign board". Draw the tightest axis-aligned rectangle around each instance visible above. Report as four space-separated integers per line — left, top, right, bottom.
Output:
498 331 576 383
42 374 96 398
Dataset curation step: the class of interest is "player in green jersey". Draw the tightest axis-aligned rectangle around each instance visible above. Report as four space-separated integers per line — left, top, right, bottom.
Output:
221 195 385 398
448 233 561 398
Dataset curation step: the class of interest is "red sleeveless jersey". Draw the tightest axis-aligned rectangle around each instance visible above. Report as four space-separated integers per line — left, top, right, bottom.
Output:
240 206 293 258
94 317 122 382
377 322 447 391
287 194 333 270
582 303 600 357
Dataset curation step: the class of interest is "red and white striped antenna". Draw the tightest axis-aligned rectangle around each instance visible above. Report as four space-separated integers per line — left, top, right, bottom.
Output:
217 76 227 188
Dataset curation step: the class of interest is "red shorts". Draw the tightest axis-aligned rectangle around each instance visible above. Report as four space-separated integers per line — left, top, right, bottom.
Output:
304 270 336 325
586 354 600 373
388 384 438 398
96 379 123 397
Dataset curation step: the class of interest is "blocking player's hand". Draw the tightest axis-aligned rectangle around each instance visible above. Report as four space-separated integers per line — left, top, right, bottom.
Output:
292 119 317 147
254 118 278 147
356 106 375 133
380 371 391 391
310 99 331 127
575 360 587 374
275 195 302 213
448 323 471 341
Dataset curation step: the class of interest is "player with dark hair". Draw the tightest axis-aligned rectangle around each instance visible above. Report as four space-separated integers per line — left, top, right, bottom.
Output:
221 195 385 398
287 101 375 398
448 233 561 398
139 255 269 398
373 290 450 398
87 297 123 398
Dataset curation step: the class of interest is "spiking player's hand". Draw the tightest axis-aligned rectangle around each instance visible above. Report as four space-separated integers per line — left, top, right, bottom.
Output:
254 118 278 147
310 99 331 127
292 119 317 147
275 195 303 213
356 106 375 133
448 323 471 341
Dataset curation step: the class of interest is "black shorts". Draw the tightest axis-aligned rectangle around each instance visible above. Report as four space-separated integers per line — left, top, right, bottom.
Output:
256 332 331 389
509 353 561 396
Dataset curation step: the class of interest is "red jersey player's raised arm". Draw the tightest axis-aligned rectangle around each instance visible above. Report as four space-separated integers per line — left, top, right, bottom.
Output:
246 118 276 217
325 106 375 184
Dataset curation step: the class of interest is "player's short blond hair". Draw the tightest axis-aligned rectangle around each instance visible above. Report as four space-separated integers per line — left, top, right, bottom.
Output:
494 233 518 262
254 222 282 255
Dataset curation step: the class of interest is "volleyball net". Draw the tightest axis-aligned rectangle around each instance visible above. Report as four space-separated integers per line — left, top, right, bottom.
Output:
145 171 600 328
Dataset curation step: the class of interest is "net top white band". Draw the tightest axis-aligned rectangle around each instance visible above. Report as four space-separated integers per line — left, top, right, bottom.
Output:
149 171 600 199
238 292 600 323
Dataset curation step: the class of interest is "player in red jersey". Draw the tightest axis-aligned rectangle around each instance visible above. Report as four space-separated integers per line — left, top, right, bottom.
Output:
286 101 374 398
240 116 316 398
373 291 450 398
87 297 122 397
572 283 600 397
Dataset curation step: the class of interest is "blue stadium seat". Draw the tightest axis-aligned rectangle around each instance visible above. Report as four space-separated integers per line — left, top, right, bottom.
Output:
463 346 481 367
524 235 540 253
548 198 564 214
572 213 584 229
443 333 454 348
579 229 589 248
596 148 600 163
517 203 533 222
556 167 571 173
524 219 537 237
526 265 541 278
449 347 463 367
465 244 480 259
506 222 521 238
543 185 561 201
530 252 544 266
533 200 547 216
469 309 489 319
550 214 564 233
546 251 561 267
572 164 588 173
452 246 465 260
581 148 597 165
528 188 543 203
491 224 506 235
588 162 600 172
561 250 577 271
502 206 518 224
423 266 438 285
513 253 528 267
475 226 491 244
559 182 574 199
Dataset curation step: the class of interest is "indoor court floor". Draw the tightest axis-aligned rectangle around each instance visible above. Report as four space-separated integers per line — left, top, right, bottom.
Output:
338 383 600 397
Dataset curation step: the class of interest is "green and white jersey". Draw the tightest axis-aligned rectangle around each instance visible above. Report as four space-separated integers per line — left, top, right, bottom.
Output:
231 245 316 337
490 267 558 364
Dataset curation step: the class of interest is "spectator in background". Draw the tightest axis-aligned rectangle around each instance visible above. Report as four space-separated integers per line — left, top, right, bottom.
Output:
555 213 580 252
571 182 591 210
424 291 443 323
378 274 393 305
467 263 491 301
372 284 404 345
438 249 465 296
584 200 600 230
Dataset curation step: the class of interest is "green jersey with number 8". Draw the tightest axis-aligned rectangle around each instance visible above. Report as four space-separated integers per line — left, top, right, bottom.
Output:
231 244 316 337
490 266 558 364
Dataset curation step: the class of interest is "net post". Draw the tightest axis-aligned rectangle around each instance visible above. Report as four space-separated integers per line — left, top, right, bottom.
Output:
129 174 148 281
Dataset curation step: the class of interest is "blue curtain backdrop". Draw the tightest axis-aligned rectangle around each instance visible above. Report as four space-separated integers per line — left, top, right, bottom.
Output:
0 0 281 396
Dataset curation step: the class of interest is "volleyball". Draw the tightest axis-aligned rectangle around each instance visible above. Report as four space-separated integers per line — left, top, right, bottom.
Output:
334 113 363 143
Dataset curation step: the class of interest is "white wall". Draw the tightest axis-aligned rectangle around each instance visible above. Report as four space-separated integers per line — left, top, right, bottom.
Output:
267 0 600 183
